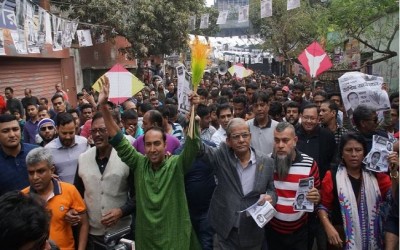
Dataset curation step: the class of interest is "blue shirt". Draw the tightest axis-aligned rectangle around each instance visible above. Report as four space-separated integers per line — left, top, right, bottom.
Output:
45 136 89 184
23 119 39 144
0 143 38 196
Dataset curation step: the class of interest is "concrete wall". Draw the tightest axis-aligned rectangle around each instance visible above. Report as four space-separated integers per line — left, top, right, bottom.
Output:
368 12 399 93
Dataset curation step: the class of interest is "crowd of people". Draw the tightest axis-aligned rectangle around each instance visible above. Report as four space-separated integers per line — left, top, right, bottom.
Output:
0 70 398 250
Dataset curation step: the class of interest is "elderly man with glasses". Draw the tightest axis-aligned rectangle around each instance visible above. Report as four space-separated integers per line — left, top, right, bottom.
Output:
200 118 276 249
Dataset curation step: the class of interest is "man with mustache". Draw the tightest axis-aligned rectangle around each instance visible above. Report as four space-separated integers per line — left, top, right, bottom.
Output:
97 76 202 249
37 118 58 147
266 121 320 250
74 112 135 248
45 112 89 184
201 118 276 249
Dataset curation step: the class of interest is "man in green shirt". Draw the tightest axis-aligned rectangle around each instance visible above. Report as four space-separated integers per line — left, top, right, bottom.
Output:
98 76 201 249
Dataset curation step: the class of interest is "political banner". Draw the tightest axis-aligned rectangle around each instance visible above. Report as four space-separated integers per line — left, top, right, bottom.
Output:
338 72 390 119
287 0 300 10
216 10 228 25
0 0 17 30
0 29 5 55
238 5 249 23
200 14 209 29
77 29 93 47
261 0 272 18
189 15 196 31
176 63 192 114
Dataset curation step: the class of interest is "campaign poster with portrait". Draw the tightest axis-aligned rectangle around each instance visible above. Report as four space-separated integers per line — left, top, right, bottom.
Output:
260 0 272 18
338 72 390 120
238 5 249 23
293 177 314 212
0 29 5 55
77 29 93 47
216 10 228 25
200 14 209 29
363 135 395 172
176 63 192 114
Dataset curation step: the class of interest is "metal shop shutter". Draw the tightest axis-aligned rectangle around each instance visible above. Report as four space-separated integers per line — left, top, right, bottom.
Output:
0 57 62 102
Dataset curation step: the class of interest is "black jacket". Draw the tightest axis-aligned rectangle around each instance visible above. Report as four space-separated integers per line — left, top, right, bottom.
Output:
296 125 336 179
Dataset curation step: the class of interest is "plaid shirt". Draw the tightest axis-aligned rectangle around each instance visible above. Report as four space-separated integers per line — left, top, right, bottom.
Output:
321 123 348 145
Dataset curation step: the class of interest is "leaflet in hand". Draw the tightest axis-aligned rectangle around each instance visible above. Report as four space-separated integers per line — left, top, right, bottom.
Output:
363 135 395 172
245 201 276 228
293 177 314 212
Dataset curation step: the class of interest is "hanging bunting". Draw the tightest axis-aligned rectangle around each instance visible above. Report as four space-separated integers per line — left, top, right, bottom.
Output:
11 28 27 54
261 0 272 18
238 5 249 23
37 7 46 47
200 14 209 29
62 20 74 48
51 15 62 51
216 10 228 25
188 15 196 31
0 29 5 55
26 19 39 53
77 29 93 47
15 0 26 28
287 0 300 10
0 0 18 30
25 0 33 20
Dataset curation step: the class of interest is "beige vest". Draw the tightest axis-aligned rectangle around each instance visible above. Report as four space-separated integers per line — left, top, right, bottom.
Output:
78 147 132 235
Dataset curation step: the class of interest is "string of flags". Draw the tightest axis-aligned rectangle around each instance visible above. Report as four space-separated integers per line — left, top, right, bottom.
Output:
0 0 110 56
188 34 271 65
191 0 301 29
0 0 303 56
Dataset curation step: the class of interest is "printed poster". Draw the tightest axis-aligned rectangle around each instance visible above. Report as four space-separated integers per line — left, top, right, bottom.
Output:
238 5 249 23
176 63 192 114
0 0 18 30
216 10 228 25
338 72 390 119
260 0 272 18
77 29 93 47
0 29 5 55
11 28 27 53
245 201 276 228
200 14 209 29
287 0 300 10
189 15 196 31
293 177 314 212
363 135 396 172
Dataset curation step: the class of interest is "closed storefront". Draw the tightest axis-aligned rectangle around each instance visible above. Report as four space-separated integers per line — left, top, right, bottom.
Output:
0 57 62 102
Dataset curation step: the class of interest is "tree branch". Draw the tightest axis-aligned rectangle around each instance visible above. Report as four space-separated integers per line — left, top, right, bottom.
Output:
386 23 399 50
354 35 393 54
357 52 397 69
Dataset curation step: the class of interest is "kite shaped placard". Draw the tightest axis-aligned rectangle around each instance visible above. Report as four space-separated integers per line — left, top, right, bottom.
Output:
298 42 332 78
228 63 253 79
92 64 145 104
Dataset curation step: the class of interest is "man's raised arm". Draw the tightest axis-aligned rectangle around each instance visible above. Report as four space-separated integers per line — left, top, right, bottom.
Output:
97 76 120 137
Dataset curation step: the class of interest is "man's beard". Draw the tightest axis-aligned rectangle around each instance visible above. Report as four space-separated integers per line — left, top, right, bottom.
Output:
274 151 294 180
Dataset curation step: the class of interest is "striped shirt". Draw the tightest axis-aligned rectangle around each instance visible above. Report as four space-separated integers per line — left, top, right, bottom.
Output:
171 122 185 144
270 151 320 234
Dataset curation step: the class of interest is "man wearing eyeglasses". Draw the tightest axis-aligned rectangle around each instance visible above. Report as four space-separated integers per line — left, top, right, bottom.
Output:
295 103 335 250
201 118 276 249
74 112 135 249
352 104 389 152
37 118 58 147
